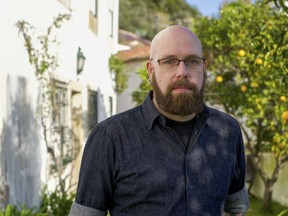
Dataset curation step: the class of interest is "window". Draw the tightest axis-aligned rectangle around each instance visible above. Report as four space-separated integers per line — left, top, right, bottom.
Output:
108 9 114 37
109 96 113 116
88 90 98 130
89 0 98 17
89 0 99 34
51 81 73 172
52 82 68 129
57 0 71 10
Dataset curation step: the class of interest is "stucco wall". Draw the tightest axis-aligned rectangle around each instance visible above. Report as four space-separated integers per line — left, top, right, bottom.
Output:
250 153 288 207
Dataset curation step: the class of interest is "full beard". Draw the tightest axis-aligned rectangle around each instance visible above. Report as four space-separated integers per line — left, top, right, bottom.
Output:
152 75 204 116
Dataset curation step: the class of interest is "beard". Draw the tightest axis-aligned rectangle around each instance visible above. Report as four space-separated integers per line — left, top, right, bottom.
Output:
152 74 204 116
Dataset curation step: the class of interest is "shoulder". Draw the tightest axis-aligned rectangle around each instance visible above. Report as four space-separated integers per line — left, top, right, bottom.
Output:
85 106 143 150
91 105 143 136
205 106 241 131
102 105 142 126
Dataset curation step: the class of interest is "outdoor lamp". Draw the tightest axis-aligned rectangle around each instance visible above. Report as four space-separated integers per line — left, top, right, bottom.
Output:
77 47 86 75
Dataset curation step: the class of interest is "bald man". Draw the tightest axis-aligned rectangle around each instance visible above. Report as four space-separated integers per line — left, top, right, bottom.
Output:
69 25 249 216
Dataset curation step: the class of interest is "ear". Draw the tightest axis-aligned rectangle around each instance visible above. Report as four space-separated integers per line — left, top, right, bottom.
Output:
203 59 208 70
146 60 154 80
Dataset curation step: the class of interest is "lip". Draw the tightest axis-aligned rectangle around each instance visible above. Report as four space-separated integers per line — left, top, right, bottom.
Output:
172 87 191 93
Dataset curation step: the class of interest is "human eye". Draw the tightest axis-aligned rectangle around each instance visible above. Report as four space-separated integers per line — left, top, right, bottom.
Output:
161 59 178 65
185 58 201 66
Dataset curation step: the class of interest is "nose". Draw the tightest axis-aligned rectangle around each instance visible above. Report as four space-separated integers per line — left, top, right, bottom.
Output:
175 61 189 78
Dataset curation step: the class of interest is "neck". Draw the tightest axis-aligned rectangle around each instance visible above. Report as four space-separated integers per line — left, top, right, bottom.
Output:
153 98 196 122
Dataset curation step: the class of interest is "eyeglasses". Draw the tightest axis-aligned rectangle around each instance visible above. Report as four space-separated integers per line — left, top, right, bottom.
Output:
151 57 206 71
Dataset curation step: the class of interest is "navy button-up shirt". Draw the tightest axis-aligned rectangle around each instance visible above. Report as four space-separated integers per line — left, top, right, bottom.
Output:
69 91 249 216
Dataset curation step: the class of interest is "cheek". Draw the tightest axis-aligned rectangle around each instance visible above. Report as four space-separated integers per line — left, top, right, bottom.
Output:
188 73 202 82
198 75 204 88
193 71 205 88
154 71 174 92
157 78 164 90
158 77 170 92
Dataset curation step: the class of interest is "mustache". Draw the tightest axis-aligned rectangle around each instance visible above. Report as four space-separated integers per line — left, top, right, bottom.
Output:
170 79 197 90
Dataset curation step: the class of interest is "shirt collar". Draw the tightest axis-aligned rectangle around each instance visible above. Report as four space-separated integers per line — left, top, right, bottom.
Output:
141 90 161 130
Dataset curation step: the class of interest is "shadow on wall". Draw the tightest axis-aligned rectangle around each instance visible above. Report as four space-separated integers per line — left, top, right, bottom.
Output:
1 75 42 209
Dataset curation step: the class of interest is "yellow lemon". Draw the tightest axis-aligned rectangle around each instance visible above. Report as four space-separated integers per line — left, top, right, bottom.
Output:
216 75 223 83
238 49 245 57
241 85 247 92
251 82 259 88
256 58 263 65
282 110 288 122
280 96 287 102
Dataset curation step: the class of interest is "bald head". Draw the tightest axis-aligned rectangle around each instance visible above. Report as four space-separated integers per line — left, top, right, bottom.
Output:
150 25 203 60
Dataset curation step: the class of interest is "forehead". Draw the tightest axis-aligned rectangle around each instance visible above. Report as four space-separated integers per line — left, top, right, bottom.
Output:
151 26 203 59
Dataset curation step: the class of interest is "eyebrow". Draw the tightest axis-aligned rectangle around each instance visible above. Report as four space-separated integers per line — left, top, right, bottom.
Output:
186 54 204 59
158 54 203 59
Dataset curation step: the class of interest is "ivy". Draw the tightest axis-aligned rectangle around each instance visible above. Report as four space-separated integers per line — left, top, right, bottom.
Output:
109 55 128 94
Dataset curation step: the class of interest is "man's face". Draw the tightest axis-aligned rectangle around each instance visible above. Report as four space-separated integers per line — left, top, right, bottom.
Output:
148 26 206 116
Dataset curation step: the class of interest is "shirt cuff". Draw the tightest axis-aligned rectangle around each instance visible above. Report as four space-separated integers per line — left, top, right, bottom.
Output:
68 202 107 216
224 187 250 215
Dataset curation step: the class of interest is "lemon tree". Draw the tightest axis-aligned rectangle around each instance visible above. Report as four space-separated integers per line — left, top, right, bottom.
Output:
194 0 288 209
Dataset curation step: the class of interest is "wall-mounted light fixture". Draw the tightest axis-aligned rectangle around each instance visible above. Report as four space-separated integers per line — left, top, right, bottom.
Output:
77 47 86 75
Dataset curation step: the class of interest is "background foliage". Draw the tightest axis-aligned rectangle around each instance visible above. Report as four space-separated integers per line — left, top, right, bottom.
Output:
0 186 75 216
109 55 128 94
119 0 200 40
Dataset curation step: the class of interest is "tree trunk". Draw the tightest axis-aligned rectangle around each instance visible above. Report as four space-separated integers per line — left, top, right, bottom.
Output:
262 179 275 210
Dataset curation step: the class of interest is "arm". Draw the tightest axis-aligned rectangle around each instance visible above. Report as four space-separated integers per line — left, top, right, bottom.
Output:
69 124 116 215
224 187 250 215
224 132 250 215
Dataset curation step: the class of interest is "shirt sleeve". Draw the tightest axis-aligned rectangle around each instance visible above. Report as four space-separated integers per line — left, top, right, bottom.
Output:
228 133 246 195
224 188 250 215
224 130 250 214
73 123 116 213
68 202 107 216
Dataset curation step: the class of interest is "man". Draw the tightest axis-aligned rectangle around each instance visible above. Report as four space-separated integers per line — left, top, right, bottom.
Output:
69 25 249 216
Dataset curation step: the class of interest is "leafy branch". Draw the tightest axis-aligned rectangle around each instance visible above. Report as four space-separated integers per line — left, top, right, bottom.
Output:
16 14 73 194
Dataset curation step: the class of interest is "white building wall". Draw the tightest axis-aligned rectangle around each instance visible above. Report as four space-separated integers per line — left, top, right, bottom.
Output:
0 0 118 208
117 61 145 113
